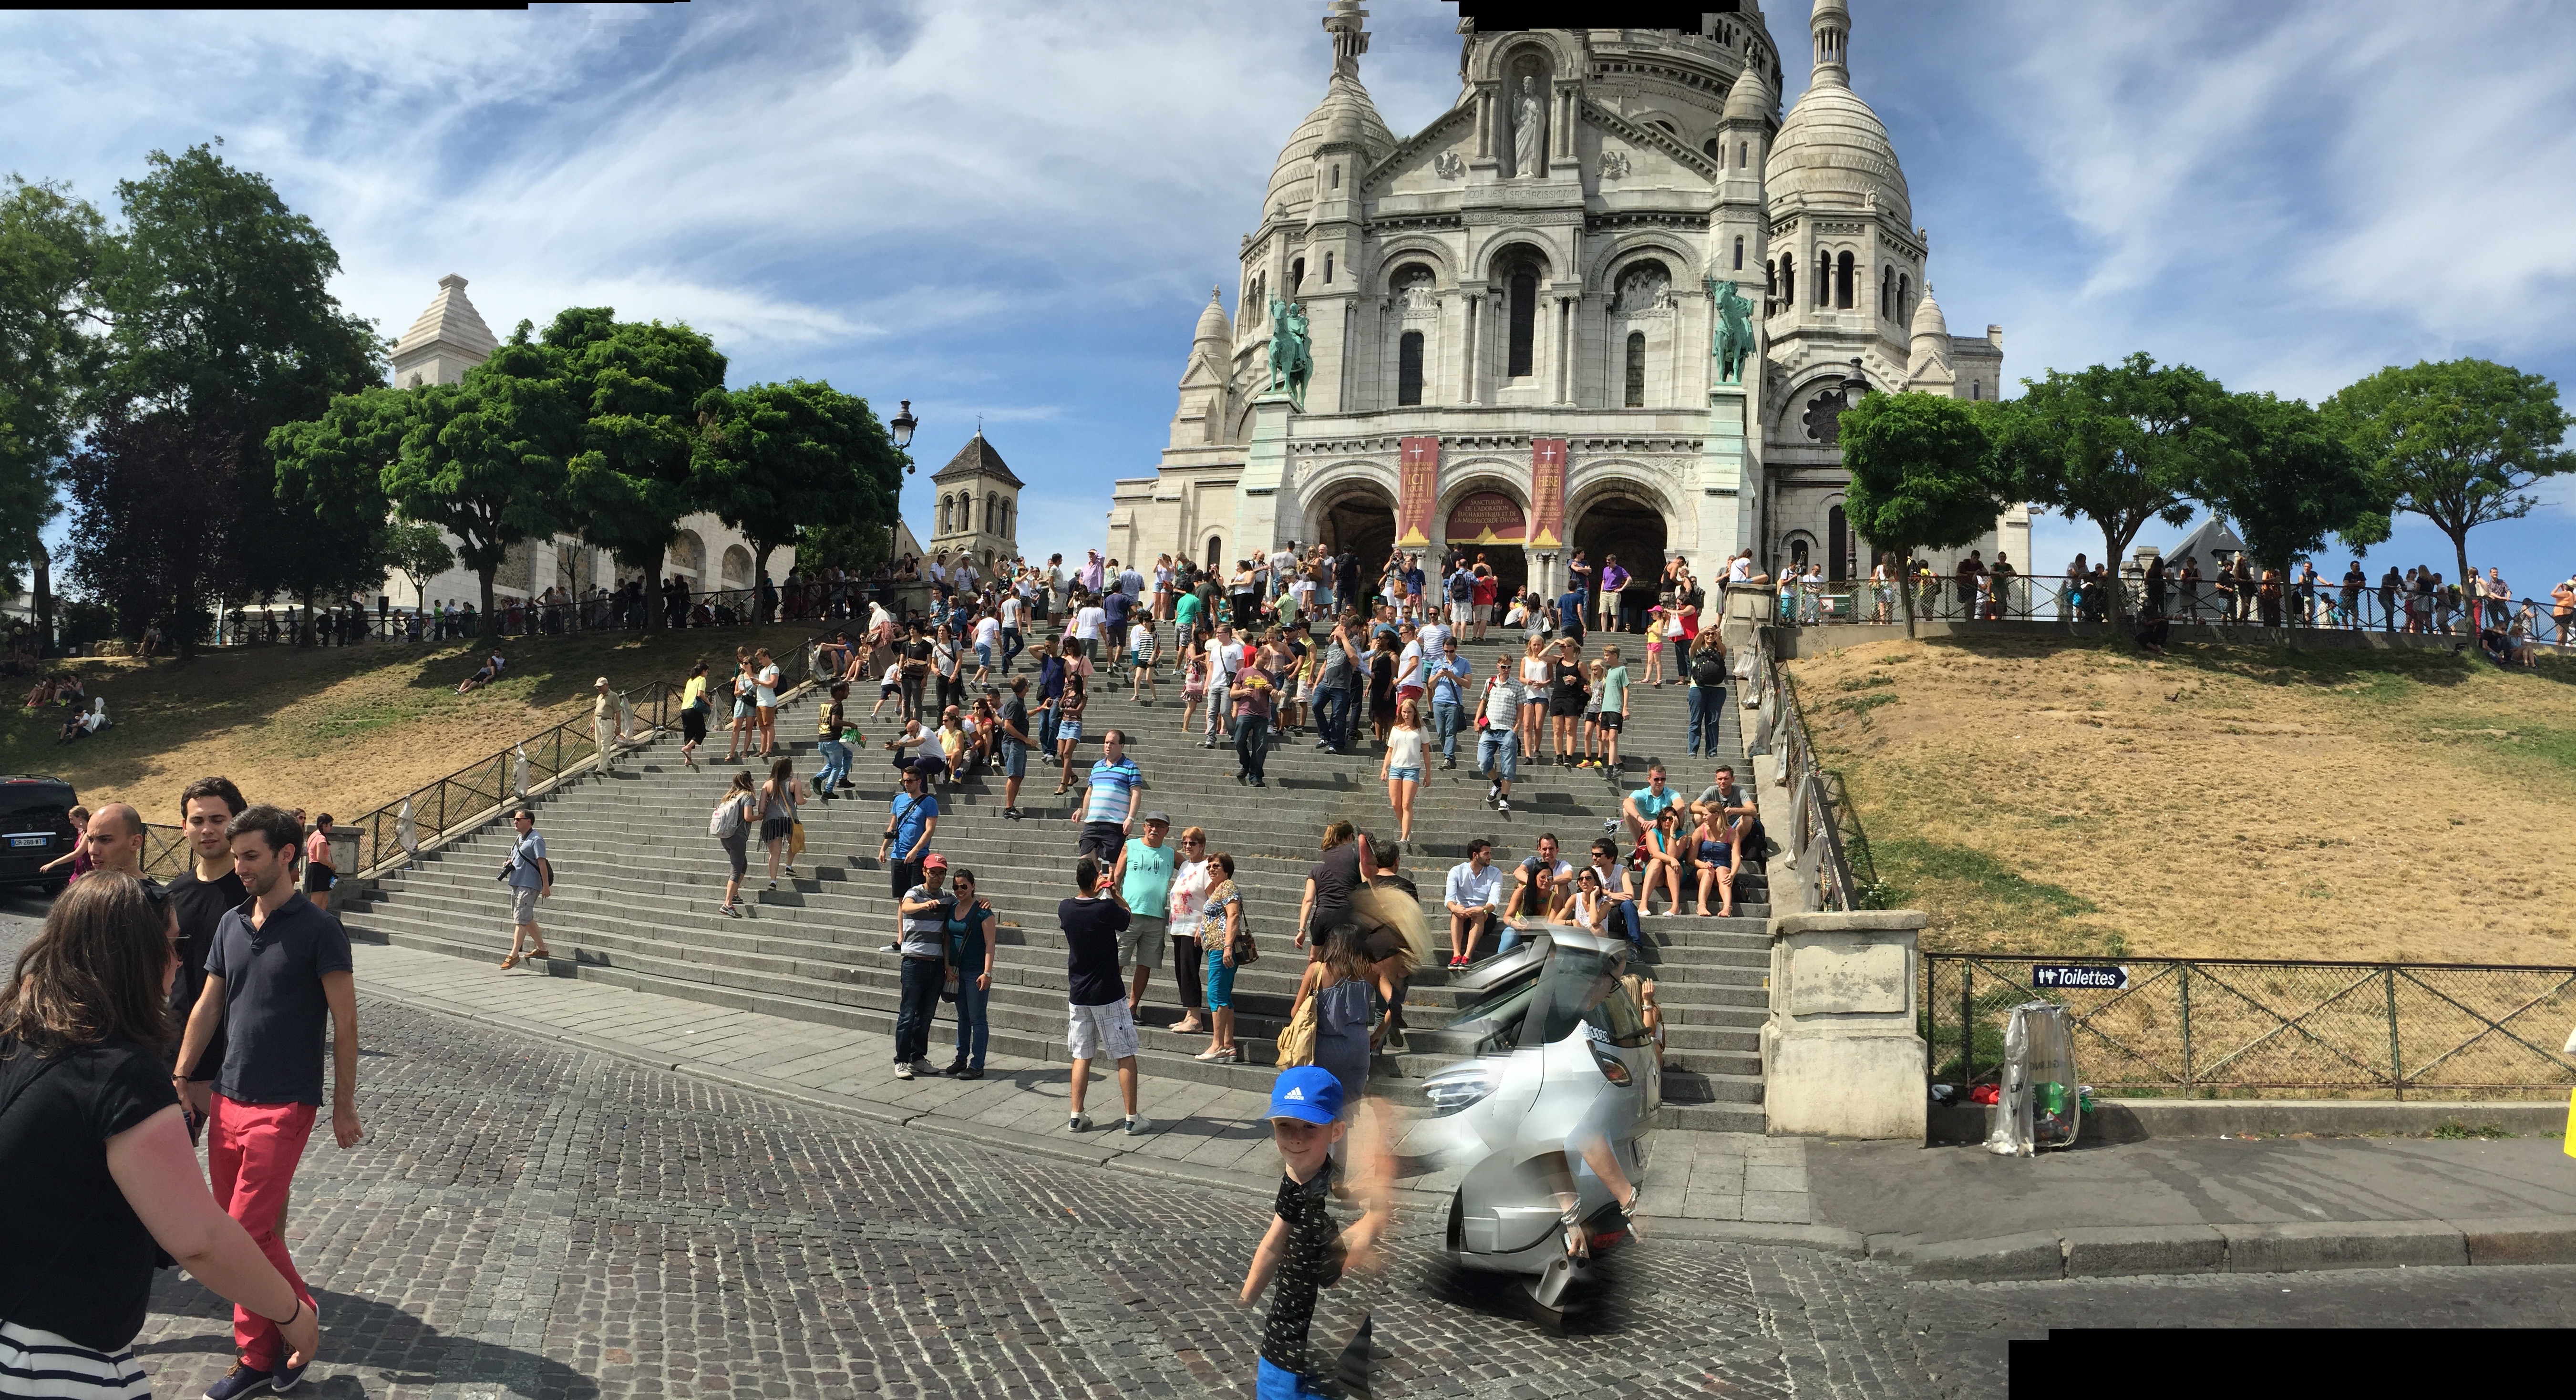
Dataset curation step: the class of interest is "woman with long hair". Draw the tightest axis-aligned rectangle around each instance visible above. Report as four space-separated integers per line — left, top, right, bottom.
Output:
1050 672 1088 794
1547 637 1588 766
1516 636 1551 760
1366 631 1397 743
1639 805 1690 917
1292 922 1379 1110
758 757 804 889
1691 803 1739 919
713 770 757 917
1196 852 1243 1063
1379 698 1426 847
0 875 323 1397
752 647 783 759
724 646 756 762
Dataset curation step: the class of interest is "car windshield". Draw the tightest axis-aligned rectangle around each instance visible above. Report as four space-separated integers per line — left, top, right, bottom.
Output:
1527 945 1626 1047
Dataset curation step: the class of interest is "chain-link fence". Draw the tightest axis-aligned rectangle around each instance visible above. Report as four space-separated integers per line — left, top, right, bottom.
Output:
1924 953 2576 1099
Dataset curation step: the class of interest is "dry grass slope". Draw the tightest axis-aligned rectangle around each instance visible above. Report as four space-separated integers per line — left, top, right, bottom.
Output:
1793 635 2576 966
4 624 827 824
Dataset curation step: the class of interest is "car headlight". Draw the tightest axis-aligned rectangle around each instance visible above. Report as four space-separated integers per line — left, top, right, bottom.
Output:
1422 1061 1497 1115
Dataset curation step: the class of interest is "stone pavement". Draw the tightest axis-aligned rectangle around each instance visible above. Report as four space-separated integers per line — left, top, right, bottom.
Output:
349 938 1824 1239
126 992 2576 1400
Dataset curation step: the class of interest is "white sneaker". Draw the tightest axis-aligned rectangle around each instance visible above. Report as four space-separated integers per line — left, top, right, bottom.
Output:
1069 1112 1091 1133
1125 1113 1153 1136
910 1058 940 1077
1495 795 1511 811
894 1062 914 1080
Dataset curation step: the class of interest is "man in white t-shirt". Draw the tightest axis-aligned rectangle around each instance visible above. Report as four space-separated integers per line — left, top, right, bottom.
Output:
997 592 1024 672
1416 616 1450 660
1267 545 1297 598
972 612 1001 684
1727 551 1753 585
1202 624 1242 746
1073 596 1107 662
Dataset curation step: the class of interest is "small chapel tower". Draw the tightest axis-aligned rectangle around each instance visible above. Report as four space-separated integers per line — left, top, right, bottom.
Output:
929 431 1024 573
388 274 498 388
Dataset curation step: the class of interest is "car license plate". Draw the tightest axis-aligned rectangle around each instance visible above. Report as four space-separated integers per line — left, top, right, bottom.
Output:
9 836 46 848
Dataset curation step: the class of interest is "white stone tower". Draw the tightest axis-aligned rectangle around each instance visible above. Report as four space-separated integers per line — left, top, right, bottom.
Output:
388 274 497 389
928 432 1023 573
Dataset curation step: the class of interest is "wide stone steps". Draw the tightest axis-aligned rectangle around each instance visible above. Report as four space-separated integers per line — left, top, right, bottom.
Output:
350 630 1782 1125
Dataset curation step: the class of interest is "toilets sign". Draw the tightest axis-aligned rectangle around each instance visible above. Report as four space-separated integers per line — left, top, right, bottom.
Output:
2033 964 2129 991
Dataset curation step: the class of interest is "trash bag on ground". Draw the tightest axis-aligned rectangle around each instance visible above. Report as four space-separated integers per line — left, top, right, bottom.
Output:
1985 1001 2080 1156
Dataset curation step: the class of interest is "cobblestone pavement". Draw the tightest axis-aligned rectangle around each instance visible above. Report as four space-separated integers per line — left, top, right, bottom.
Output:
114 997 2576 1400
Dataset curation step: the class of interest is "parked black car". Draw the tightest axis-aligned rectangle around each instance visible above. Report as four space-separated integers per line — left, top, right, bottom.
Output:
0 775 80 895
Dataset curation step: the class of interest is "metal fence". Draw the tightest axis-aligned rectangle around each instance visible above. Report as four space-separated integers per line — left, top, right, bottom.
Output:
1755 626 1881 913
1923 952 2576 1100
1776 575 2572 649
206 581 863 649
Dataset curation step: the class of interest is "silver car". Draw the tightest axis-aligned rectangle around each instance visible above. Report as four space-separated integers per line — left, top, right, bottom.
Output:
1403 925 1660 1309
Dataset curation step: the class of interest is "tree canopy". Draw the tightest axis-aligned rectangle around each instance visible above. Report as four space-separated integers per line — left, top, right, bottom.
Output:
2198 391 2389 575
2321 358 2568 585
699 379 902 582
0 177 100 597
541 308 727 582
1989 352 2232 623
1838 390 2016 634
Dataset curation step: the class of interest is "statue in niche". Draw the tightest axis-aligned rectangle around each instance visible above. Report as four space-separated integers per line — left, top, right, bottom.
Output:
1393 268 1438 315
1614 264 1670 316
1707 277 1757 384
1513 73 1547 178
1268 298 1313 412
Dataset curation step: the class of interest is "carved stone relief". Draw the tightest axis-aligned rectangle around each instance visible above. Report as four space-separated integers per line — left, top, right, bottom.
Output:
1433 150 1466 180
1599 148 1630 180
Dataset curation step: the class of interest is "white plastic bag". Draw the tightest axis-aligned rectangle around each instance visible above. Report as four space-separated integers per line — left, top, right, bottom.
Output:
1986 1001 2081 1156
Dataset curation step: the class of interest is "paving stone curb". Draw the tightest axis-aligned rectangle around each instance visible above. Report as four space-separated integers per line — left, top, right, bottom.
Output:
1896 1217 2576 1282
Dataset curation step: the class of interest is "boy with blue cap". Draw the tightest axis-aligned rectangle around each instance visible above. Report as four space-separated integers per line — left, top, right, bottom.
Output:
1238 1066 1392 1399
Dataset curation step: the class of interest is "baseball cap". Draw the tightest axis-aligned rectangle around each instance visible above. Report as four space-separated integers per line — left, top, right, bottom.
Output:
922 854 948 870
1144 811 1171 826
594 676 610 687
1268 1065 1343 1125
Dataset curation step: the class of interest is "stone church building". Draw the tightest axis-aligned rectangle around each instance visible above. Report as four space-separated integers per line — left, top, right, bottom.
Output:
1105 0 2027 600
382 274 786 610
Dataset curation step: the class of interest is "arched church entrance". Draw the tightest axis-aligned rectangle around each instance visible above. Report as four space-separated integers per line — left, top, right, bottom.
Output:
1571 493 1667 628
1316 481 1398 581
1442 489 1528 600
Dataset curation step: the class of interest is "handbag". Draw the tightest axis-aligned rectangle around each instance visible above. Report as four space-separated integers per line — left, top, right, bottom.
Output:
1230 904 1259 966
788 819 807 859
1273 993 1319 1068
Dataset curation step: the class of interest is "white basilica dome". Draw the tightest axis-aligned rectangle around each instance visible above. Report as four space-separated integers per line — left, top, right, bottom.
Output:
1263 72 1397 220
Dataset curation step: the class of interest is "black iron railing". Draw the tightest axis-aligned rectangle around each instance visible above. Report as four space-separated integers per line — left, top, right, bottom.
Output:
1755 625 1880 913
1776 575 2571 648
1924 952 2576 1100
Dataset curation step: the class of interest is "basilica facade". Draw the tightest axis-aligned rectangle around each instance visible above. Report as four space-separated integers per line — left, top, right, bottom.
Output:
1105 0 2027 599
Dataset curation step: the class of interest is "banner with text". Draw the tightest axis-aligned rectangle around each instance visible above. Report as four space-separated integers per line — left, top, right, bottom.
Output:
1396 436 1439 547
1529 439 1567 548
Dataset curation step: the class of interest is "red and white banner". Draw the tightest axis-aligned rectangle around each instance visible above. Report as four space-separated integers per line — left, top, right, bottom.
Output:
1396 436 1439 547
1528 438 1566 548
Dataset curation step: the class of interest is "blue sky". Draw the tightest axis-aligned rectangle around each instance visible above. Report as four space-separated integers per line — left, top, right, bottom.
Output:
8 0 2573 594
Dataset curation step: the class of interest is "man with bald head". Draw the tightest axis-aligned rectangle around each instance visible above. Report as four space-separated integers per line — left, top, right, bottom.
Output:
80 800 147 880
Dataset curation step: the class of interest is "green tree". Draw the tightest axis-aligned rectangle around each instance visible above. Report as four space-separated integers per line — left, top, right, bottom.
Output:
1990 352 2233 625
0 177 103 609
698 379 902 583
380 335 579 616
383 519 454 614
2320 358 2569 587
1839 391 2016 636
2196 391 2390 577
80 143 381 654
542 308 727 587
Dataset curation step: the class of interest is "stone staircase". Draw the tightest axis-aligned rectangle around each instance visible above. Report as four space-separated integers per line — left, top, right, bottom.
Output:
340 633 1772 1132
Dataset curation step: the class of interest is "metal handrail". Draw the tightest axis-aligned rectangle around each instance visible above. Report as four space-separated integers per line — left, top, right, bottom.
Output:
1755 625 1878 912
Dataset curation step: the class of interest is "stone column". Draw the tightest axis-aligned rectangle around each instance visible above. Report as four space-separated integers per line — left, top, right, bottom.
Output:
1237 392 1296 556
1761 910 1928 1141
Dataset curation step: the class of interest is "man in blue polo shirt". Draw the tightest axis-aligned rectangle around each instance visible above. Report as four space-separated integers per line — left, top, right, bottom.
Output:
1622 760 1678 846
173 804 361 1398
1071 728 1142 864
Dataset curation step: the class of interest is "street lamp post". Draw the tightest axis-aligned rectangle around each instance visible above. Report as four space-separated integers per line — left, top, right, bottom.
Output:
887 400 918 565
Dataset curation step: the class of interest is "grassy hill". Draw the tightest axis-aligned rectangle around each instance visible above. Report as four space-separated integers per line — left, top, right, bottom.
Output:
7 624 828 826
1792 635 2576 966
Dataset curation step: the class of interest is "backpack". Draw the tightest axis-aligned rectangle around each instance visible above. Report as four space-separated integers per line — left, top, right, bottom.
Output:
709 793 746 838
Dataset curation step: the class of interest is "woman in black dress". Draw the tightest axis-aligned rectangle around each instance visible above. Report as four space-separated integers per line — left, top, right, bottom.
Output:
1367 633 1398 742
1548 637 1589 765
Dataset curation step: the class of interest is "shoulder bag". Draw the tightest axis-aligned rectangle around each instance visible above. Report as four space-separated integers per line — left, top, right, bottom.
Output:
1273 992 1318 1069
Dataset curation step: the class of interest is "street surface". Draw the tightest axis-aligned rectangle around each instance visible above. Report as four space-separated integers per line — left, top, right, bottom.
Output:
12 894 2574 1396
83 995 2574 1400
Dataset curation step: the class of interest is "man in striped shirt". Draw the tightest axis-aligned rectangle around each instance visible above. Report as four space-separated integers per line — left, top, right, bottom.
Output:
1070 729 1142 865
